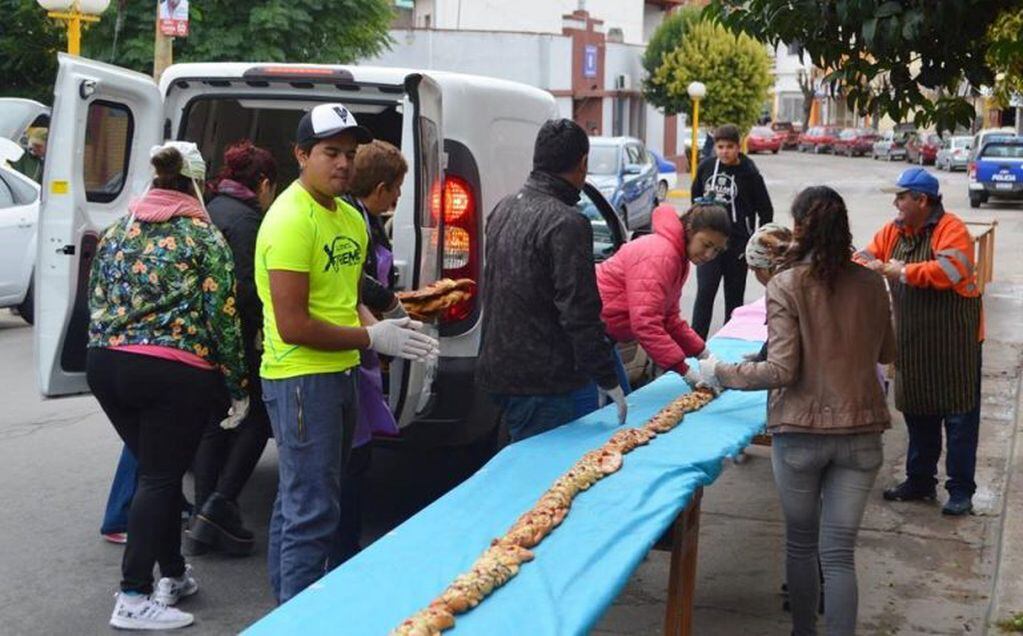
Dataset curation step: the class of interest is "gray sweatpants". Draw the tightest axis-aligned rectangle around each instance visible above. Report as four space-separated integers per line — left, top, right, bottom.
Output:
772 432 883 636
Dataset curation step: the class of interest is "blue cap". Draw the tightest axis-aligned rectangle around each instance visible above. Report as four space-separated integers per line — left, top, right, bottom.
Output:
881 167 940 197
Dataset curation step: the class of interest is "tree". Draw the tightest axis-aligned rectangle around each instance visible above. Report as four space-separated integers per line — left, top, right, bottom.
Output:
652 19 774 132
986 7 1023 106
85 0 394 73
707 0 1022 132
796 69 817 130
0 0 64 103
642 5 702 114
0 0 395 103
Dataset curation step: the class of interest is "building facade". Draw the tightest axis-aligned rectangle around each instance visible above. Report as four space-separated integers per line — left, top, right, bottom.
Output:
378 2 692 167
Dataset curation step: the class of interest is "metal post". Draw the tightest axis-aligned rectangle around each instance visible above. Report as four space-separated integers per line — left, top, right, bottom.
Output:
690 99 700 177
68 10 81 55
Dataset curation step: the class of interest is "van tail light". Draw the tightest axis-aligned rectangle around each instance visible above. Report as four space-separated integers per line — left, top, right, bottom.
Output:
968 162 976 180
434 175 478 323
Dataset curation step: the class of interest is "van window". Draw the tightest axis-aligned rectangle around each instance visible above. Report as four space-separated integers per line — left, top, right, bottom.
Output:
84 101 133 203
419 116 440 228
0 174 15 209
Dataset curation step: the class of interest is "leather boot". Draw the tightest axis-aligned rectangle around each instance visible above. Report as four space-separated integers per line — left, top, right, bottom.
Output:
188 492 255 556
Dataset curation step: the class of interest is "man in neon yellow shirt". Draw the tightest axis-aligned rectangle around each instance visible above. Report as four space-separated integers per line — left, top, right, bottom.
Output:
255 103 438 604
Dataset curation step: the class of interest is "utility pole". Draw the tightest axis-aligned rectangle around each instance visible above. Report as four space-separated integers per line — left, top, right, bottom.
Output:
153 21 172 82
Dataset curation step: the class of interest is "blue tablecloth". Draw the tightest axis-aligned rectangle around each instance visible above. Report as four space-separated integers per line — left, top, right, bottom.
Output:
245 337 766 636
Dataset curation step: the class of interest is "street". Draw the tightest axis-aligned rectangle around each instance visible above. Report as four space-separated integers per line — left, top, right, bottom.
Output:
3 150 1023 634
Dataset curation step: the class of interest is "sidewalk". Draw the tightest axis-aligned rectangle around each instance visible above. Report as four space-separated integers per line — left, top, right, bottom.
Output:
595 281 1023 635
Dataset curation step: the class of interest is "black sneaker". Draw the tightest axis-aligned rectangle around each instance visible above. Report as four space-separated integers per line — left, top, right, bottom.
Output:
883 480 937 502
941 494 973 516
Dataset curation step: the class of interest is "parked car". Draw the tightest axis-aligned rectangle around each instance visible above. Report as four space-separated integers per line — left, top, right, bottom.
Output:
681 127 711 158
968 136 1023 208
0 98 50 148
39 55 647 452
0 138 39 324
872 130 911 161
905 132 942 165
587 136 658 231
649 150 678 200
936 135 974 171
770 121 799 149
797 125 842 153
833 127 879 157
746 126 781 154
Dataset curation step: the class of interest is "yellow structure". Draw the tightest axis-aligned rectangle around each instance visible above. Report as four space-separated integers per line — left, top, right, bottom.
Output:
39 1 108 56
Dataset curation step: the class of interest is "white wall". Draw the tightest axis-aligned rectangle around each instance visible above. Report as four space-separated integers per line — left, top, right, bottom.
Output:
429 0 648 45
366 29 572 91
645 103 664 154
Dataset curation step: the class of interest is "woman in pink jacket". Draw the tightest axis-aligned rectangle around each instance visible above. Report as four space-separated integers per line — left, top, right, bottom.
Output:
597 203 731 385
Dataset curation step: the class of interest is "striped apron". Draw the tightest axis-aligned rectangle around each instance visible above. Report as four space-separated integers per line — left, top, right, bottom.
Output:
890 224 981 415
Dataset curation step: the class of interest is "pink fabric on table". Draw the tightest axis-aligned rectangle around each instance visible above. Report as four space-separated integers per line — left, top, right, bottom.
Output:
713 296 768 341
113 344 216 371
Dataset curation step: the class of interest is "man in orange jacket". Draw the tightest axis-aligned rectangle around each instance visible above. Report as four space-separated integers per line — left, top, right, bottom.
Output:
854 167 983 516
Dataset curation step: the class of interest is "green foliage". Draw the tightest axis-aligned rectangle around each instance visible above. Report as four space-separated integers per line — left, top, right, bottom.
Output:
642 6 702 113
85 0 394 72
997 611 1023 633
0 0 64 104
986 7 1023 106
706 0 1022 132
653 19 774 132
0 0 394 103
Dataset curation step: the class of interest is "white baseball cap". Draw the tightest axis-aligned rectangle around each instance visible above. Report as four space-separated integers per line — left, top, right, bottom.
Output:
296 103 373 145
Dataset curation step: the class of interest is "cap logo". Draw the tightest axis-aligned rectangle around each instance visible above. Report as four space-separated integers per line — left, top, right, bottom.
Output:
332 106 350 125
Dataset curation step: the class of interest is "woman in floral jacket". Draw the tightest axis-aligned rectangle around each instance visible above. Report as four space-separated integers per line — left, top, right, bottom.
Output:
86 141 247 631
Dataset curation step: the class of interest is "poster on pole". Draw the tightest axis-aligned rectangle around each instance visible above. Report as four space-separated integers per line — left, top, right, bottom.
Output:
158 0 189 37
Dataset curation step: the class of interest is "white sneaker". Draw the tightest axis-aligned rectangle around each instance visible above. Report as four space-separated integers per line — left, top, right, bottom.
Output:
153 564 199 606
109 593 194 630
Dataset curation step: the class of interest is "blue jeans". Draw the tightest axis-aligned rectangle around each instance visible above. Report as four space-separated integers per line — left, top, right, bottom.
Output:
903 351 982 498
571 347 633 420
492 393 577 442
100 445 137 535
772 433 883 636
263 371 358 604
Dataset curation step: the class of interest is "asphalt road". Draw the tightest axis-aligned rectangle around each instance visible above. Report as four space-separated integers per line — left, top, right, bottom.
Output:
1 150 1020 635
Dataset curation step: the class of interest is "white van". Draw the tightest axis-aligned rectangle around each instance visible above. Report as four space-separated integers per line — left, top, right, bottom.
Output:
36 54 578 447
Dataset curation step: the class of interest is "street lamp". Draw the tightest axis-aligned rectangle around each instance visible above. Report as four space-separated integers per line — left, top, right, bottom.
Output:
38 0 111 56
687 81 707 178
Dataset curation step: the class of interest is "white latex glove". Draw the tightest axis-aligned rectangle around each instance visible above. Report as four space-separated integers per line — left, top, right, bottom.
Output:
698 356 724 395
682 366 703 388
220 396 250 430
598 385 628 425
367 317 439 361
382 300 409 320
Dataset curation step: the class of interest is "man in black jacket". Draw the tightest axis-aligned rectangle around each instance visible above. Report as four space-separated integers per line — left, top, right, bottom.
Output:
690 123 774 339
477 119 627 442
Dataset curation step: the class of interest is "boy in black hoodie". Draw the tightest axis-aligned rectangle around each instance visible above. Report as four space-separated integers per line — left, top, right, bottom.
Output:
689 123 773 339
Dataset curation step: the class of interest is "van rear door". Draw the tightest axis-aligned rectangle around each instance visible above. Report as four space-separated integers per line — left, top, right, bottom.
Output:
390 73 444 426
36 55 163 396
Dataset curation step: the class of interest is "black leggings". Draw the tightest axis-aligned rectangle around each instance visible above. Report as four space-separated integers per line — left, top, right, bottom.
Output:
191 373 271 510
87 347 220 594
691 241 749 340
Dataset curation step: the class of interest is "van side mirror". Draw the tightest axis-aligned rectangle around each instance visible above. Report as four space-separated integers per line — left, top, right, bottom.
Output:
624 164 643 175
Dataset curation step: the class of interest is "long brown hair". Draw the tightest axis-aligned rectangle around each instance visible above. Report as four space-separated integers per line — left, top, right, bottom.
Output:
790 186 852 292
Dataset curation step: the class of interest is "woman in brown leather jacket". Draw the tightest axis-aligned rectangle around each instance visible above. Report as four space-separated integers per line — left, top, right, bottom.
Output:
702 186 896 636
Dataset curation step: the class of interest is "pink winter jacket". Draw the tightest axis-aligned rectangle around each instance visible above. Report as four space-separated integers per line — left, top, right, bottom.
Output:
597 205 706 374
